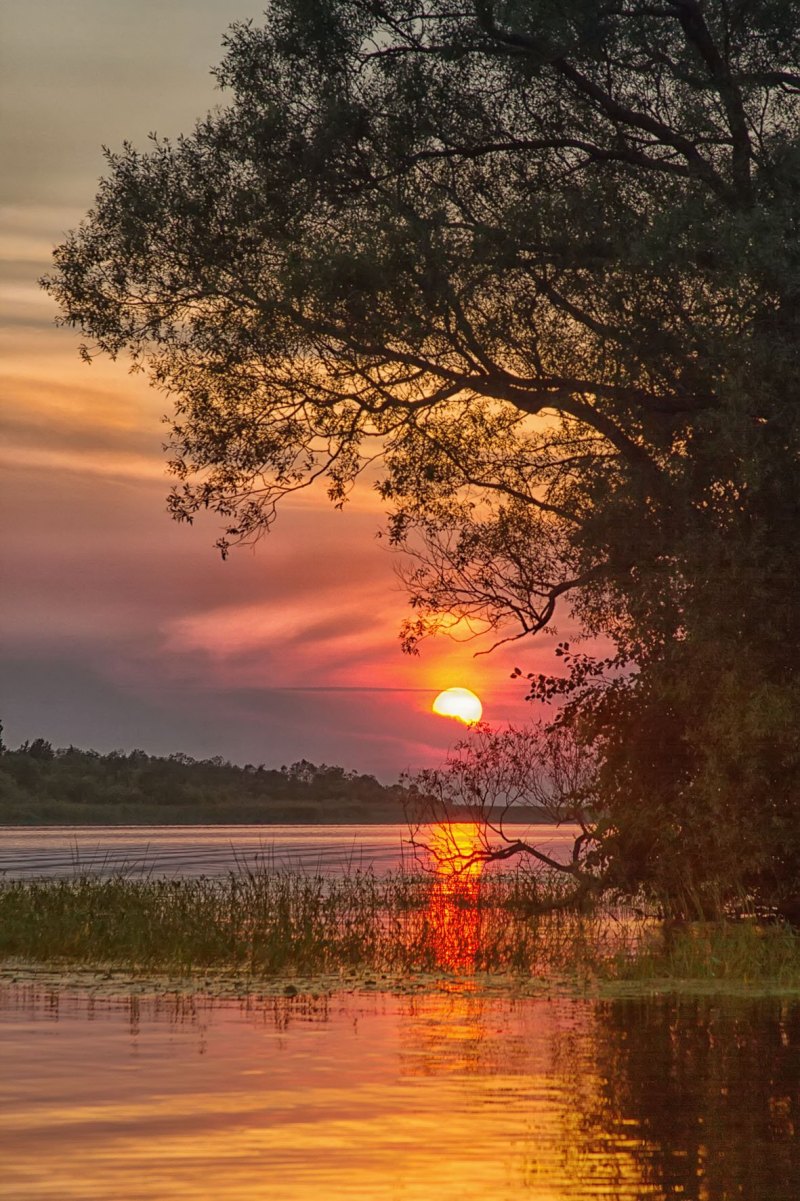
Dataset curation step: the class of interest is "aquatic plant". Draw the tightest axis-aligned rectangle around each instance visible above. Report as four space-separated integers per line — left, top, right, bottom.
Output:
2 868 800 992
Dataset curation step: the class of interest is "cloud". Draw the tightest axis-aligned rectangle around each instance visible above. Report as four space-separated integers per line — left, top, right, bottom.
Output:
0 0 557 777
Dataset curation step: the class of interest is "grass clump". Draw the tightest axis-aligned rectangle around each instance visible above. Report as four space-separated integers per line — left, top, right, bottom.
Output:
2 870 800 993
0 869 626 979
0 872 400 975
609 919 800 990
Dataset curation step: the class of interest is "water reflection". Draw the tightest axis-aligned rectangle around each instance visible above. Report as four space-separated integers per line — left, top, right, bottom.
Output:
2 979 798 1199
425 822 483 973
573 997 800 1200
0 822 580 879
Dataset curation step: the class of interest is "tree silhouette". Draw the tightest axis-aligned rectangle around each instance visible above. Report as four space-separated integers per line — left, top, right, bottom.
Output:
45 1 800 911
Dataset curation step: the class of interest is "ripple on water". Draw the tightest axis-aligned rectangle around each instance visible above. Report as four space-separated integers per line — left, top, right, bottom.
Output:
1 983 798 1200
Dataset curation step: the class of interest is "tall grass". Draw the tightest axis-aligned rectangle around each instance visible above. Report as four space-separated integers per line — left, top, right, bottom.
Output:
2 869 799 989
612 918 800 987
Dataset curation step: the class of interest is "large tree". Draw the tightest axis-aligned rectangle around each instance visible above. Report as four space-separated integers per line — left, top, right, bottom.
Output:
46 1 800 914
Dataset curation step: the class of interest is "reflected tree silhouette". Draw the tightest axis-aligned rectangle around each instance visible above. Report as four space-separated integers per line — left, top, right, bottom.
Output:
552 998 800 1201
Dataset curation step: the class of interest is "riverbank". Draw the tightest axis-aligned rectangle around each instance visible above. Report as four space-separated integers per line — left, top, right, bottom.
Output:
0 805 551 826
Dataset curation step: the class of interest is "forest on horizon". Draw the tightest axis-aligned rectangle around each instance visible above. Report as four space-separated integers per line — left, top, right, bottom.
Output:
0 733 406 825
0 732 552 826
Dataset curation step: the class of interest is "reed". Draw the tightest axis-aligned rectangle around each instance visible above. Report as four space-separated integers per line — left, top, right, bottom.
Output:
1 870 799 989
611 918 800 987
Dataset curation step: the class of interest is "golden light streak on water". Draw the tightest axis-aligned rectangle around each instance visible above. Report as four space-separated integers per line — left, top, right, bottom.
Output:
2 984 795 1200
426 822 483 973
0 988 636 1200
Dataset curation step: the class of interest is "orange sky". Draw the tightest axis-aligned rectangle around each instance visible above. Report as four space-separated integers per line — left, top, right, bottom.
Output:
0 0 558 777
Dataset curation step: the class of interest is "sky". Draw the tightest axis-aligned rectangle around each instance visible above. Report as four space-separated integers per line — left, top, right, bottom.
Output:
0 0 559 779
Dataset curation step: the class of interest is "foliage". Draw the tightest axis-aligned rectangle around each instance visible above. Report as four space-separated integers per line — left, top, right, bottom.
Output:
43 1 800 911
0 737 405 824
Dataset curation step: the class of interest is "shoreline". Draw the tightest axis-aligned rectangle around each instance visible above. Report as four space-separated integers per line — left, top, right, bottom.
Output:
4 961 800 1002
5 874 800 1001
0 814 557 828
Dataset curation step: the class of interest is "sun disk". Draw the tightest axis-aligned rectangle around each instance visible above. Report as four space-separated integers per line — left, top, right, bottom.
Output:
432 687 483 725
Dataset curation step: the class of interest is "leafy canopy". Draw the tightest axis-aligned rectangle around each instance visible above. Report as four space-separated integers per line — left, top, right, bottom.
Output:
46 1 800 911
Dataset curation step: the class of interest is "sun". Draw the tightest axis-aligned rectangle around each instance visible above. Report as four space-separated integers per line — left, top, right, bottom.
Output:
432 687 483 725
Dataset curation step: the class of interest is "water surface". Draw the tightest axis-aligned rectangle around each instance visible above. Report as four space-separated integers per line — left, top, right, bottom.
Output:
0 823 578 878
1 983 798 1200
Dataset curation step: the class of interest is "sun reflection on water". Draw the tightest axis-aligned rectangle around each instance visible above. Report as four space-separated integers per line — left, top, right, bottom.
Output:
426 822 483 974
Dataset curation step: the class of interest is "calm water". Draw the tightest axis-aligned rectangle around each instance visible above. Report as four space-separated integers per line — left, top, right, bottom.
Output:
0 823 579 878
1 983 798 1200
3 827 798 1198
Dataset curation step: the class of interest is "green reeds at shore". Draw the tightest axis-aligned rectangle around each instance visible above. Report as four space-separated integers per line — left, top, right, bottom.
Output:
611 918 800 988
2 871 800 993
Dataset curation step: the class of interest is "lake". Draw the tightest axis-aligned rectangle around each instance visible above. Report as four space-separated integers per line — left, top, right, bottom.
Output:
3 825 798 1198
0 823 579 878
1 981 798 1200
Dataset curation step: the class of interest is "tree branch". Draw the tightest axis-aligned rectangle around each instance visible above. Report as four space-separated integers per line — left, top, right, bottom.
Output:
672 0 752 204
475 3 733 201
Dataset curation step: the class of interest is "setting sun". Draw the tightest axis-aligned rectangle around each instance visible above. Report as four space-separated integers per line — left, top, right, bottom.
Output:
432 687 483 725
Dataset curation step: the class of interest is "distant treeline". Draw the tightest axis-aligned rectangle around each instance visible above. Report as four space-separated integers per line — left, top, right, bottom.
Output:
0 734 409 825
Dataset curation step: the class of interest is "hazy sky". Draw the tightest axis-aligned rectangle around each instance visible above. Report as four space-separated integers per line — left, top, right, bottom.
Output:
0 1 556 778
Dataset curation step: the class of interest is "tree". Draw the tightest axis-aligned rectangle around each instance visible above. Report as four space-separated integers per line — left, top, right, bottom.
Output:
45 1 800 913
404 722 603 909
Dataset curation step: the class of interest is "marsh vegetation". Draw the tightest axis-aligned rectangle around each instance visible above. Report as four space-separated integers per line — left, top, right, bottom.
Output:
3 867 800 995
